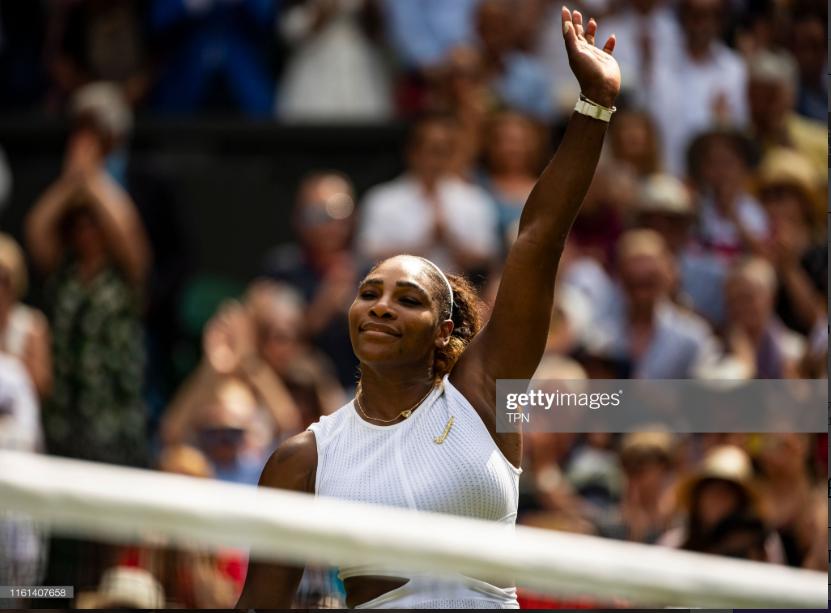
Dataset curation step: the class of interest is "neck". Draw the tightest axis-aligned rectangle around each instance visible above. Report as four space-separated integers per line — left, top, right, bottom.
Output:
629 304 655 327
77 253 108 282
686 42 711 62
357 364 437 422
626 484 661 510
0 302 9 331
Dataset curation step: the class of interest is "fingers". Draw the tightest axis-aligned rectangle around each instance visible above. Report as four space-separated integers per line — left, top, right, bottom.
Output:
602 33 616 55
585 17 597 46
572 10 585 40
561 6 577 48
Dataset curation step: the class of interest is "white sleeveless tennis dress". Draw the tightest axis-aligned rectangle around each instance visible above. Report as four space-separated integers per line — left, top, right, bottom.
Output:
307 374 521 609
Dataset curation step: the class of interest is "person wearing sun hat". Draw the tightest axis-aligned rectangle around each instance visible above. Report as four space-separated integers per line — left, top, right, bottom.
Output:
634 173 728 327
754 148 827 338
595 431 677 544
658 445 785 563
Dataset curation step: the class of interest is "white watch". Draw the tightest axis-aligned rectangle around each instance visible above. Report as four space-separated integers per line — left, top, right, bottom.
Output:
574 98 616 122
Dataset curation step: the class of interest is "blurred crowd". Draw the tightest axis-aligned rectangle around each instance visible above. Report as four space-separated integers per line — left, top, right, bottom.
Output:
0 0 827 609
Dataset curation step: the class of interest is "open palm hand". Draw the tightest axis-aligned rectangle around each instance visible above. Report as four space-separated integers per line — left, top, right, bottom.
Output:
562 7 621 109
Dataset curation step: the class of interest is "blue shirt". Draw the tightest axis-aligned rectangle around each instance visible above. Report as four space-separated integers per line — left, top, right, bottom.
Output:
382 0 482 68
495 52 554 121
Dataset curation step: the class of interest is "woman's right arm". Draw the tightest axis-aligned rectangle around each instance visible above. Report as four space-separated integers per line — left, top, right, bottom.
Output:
24 176 80 276
235 431 318 609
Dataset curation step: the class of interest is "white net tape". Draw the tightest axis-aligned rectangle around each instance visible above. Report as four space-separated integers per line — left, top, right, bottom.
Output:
0 450 825 609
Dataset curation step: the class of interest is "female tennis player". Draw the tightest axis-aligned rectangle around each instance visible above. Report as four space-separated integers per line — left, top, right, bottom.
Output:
237 7 620 609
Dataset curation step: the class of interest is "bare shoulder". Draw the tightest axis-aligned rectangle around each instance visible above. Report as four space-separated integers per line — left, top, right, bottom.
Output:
259 430 318 494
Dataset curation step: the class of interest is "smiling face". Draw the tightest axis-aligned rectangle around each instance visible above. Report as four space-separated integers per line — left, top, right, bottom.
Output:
349 256 453 373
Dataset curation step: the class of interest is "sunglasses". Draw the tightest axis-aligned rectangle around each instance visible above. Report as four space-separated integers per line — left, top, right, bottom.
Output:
199 427 246 447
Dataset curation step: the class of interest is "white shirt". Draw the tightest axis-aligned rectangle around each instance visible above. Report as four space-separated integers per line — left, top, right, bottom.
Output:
699 191 770 256
357 174 499 271
596 8 683 106
0 353 42 452
650 43 749 175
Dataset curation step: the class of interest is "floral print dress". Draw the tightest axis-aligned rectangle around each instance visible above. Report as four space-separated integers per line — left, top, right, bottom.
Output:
43 263 147 467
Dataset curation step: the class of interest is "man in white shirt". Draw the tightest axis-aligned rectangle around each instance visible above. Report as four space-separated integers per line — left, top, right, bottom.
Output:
357 116 499 275
648 0 749 175
595 0 683 109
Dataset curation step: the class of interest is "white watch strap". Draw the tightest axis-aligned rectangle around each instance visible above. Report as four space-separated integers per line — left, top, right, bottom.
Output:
574 99 615 122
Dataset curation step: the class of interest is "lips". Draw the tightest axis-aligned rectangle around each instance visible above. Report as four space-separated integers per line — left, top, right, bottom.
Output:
360 323 401 337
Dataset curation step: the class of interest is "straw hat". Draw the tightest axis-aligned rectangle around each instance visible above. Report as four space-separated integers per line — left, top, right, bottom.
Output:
620 431 676 463
0 233 28 300
754 148 825 225
636 174 695 217
676 445 759 511
74 566 164 609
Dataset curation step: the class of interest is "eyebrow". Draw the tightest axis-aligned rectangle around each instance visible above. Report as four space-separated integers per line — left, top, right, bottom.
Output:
361 278 429 297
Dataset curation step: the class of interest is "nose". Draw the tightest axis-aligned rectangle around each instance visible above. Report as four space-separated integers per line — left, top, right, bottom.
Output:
369 292 396 319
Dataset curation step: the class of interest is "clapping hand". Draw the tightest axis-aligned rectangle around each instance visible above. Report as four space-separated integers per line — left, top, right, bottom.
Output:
562 7 621 109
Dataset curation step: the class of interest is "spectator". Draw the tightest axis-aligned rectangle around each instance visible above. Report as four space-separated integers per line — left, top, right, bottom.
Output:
756 434 818 566
148 0 275 115
155 445 248 608
595 432 675 544
277 0 393 122
588 230 747 379
262 171 365 389
426 46 492 175
686 130 768 259
568 162 634 271
747 50 827 179
161 293 303 449
245 280 345 428
0 356 47 610
356 115 499 276
381 0 482 72
474 0 553 121
724 257 805 379
659 445 784 563
755 148 826 337
46 0 154 107
195 376 266 485
0 234 52 399
789 6 827 122
75 566 165 609
24 115 151 467
595 0 683 109
650 0 749 175
68 82 195 432
608 110 662 178
476 112 544 250
634 173 728 326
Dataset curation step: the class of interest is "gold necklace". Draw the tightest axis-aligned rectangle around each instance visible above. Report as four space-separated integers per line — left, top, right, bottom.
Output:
355 383 436 423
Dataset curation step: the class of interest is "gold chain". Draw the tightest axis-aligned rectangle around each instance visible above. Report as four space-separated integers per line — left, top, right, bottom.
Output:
355 383 436 423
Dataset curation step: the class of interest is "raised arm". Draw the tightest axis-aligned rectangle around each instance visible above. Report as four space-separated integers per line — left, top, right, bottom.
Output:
451 9 620 452
25 176 81 276
82 172 151 287
235 431 318 609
